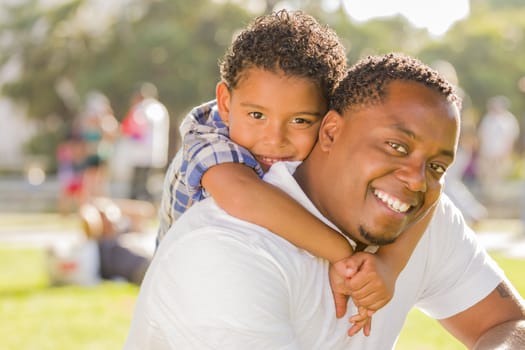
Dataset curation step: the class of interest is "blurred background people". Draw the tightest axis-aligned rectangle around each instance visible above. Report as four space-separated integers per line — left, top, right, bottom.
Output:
477 95 520 198
56 129 86 215
75 91 120 200
432 60 487 225
121 83 169 202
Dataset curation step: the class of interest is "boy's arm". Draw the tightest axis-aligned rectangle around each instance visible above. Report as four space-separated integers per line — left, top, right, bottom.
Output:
202 162 353 263
346 206 436 311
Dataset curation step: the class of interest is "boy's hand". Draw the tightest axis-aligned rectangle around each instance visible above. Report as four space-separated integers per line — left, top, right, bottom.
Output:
330 256 369 318
329 260 353 318
345 252 395 311
329 257 373 337
348 306 372 337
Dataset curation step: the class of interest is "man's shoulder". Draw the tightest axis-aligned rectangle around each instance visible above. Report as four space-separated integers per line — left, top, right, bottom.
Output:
430 194 464 228
162 198 308 263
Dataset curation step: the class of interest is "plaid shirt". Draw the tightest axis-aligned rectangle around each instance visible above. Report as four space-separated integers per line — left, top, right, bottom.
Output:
157 100 264 243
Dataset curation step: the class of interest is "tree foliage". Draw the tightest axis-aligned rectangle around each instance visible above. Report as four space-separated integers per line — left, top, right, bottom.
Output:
1 0 524 166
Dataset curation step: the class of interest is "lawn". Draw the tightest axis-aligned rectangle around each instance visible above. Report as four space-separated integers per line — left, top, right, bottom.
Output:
395 253 525 349
0 214 525 350
0 246 138 350
0 246 523 349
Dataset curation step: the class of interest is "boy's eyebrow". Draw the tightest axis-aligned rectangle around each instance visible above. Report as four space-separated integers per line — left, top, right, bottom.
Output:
392 123 455 159
240 102 324 117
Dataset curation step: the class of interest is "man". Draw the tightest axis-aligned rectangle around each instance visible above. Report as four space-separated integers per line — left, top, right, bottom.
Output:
124 53 525 349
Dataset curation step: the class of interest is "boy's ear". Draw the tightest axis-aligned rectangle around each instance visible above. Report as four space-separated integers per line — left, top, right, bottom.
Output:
318 110 342 151
216 82 231 124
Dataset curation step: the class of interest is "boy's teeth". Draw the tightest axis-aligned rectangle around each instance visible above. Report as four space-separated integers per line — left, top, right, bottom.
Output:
262 157 279 164
374 189 410 213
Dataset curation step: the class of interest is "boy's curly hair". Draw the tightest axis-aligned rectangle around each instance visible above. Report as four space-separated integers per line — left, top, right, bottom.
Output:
219 9 347 102
330 53 461 114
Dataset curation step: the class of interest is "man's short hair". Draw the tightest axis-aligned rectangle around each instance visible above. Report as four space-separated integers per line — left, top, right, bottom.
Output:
330 53 461 114
219 9 347 102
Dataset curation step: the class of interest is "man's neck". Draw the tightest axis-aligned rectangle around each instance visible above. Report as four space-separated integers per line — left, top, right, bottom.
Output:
294 156 367 252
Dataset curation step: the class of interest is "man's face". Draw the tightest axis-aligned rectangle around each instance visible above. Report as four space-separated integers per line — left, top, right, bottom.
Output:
216 68 326 172
310 81 459 246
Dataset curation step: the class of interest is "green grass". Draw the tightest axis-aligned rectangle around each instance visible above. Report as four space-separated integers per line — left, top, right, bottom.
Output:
0 213 82 231
0 246 522 349
0 214 525 350
395 254 524 349
0 246 138 350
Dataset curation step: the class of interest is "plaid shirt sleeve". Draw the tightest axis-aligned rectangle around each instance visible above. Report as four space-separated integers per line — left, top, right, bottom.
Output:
156 100 263 244
182 113 264 201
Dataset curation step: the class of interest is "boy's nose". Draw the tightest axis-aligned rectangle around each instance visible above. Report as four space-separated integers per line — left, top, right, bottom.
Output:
263 123 287 146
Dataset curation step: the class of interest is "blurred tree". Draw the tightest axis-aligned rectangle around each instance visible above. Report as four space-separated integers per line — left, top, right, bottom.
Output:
0 0 252 164
473 0 524 10
419 5 525 121
1 0 524 170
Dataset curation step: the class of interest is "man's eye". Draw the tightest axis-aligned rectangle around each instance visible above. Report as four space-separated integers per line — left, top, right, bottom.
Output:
429 163 447 174
248 112 264 120
388 142 408 154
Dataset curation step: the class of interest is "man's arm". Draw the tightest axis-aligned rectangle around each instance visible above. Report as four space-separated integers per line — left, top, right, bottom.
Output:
473 320 525 349
439 281 525 349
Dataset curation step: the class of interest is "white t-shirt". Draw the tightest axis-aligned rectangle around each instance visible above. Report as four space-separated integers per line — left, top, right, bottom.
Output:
124 162 504 350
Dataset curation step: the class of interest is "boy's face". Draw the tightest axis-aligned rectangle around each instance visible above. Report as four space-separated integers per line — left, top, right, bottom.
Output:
217 68 326 172
309 80 459 246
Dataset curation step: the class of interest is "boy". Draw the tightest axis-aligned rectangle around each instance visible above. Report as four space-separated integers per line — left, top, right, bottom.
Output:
157 10 430 334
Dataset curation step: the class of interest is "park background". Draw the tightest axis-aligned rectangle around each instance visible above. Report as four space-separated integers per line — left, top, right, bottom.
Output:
1 0 525 349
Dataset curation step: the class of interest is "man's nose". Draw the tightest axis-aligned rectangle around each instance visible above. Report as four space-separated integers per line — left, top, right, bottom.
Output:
396 161 427 193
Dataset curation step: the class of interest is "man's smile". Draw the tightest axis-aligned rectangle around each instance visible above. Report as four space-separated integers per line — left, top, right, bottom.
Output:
373 189 412 214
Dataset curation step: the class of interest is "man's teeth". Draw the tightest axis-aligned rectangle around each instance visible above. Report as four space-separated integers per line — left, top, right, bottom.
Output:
374 190 411 213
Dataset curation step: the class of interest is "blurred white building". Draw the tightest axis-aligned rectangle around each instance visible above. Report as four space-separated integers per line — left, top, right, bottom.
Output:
0 57 37 172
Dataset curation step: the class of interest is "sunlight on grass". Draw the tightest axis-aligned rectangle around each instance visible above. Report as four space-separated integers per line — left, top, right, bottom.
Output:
0 213 83 231
0 246 138 350
396 255 525 349
0 245 522 350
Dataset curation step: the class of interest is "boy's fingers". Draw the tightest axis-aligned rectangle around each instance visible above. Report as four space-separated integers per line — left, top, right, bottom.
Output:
347 321 365 337
352 291 390 310
333 292 349 318
364 317 372 336
348 312 367 323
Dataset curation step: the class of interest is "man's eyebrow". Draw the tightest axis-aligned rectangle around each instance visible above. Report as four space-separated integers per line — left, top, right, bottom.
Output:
392 123 455 159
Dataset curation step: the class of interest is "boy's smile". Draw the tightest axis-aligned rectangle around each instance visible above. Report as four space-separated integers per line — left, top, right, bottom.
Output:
216 68 327 172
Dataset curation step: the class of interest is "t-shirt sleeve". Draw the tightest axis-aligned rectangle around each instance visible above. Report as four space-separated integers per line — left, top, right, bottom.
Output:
149 228 301 349
415 195 504 320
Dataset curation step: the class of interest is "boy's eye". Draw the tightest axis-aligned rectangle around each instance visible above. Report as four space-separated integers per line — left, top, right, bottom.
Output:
248 112 265 120
388 142 408 155
291 117 311 124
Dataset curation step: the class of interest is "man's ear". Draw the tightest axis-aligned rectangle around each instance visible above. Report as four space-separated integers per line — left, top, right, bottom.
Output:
318 110 342 151
216 82 231 125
